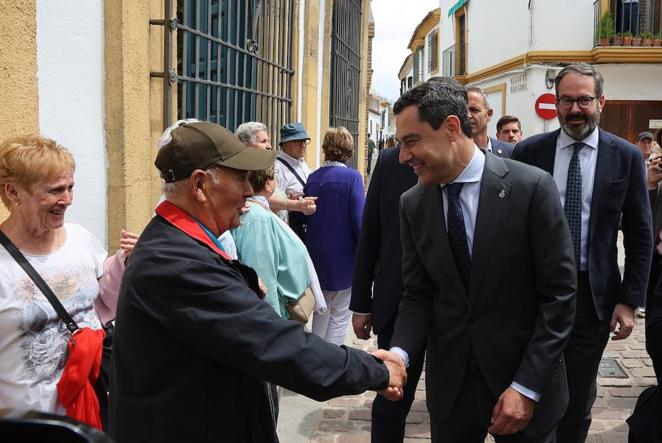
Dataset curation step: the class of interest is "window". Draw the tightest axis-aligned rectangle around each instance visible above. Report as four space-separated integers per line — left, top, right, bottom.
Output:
442 44 455 77
427 31 438 73
174 0 294 135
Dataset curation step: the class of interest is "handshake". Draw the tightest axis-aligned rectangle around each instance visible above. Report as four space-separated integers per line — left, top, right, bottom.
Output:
371 349 408 401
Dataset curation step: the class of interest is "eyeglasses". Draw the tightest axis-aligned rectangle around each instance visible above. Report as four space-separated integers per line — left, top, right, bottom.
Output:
556 96 597 110
294 139 310 146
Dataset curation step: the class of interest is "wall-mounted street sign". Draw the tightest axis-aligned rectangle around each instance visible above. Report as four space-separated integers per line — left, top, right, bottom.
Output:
650 119 662 129
535 93 557 120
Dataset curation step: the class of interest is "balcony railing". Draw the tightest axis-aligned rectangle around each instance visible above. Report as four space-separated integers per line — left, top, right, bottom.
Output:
442 44 455 77
595 0 662 47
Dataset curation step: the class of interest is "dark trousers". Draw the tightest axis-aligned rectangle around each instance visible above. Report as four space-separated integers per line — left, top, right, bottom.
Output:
430 364 555 443
371 314 425 443
556 272 610 443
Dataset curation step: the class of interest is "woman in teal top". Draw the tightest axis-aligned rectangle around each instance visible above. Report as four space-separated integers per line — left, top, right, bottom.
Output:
231 166 312 318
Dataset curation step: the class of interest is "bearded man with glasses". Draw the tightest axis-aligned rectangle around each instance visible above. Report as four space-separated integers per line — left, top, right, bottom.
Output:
513 63 653 442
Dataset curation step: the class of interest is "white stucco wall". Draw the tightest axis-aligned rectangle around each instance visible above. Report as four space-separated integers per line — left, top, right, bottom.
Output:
36 0 107 246
598 64 662 100
531 0 595 51
440 0 597 74
368 110 381 141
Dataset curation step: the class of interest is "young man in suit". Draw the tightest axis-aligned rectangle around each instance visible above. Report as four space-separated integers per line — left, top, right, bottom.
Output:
466 86 514 158
512 63 653 442
350 144 420 442
389 79 576 442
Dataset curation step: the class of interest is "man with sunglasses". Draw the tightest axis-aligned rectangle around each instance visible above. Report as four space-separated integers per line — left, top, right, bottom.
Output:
513 63 652 442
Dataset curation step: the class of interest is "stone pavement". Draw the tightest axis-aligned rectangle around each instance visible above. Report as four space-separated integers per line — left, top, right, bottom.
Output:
278 319 656 443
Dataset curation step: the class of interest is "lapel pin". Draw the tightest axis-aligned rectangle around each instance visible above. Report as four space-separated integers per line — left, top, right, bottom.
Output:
498 190 506 198
497 149 503 155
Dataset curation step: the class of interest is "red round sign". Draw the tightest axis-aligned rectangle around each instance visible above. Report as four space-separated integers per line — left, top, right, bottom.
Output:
535 93 557 120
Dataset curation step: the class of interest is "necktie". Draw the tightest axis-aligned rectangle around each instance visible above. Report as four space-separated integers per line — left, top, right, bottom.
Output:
564 142 583 268
446 183 471 290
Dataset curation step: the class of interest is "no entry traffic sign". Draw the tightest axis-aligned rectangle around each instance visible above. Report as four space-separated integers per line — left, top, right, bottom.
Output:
535 93 557 120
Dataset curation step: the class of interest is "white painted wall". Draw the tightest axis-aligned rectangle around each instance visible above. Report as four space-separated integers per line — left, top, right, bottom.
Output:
439 0 597 72
36 0 107 246
598 64 662 100
368 110 381 141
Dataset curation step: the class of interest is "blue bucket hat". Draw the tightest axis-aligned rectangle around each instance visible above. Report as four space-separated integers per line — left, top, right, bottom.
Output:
279 122 311 144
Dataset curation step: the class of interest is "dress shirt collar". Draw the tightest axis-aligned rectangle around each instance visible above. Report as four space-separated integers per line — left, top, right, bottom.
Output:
557 127 599 151
278 150 304 165
485 137 493 153
443 145 485 187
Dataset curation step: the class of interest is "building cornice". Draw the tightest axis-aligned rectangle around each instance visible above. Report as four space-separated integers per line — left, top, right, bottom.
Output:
455 48 662 84
407 8 440 51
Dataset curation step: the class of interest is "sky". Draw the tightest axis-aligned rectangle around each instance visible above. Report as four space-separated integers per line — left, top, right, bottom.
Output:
370 0 440 102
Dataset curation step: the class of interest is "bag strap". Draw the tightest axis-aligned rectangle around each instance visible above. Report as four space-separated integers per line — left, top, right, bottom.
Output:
276 157 306 188
0 230 79 333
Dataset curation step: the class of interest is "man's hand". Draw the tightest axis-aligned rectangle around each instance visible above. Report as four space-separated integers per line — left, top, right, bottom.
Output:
610 303 635 340
488 387 535 435
647 157 662 189
371 349 407 401
352 313 372 340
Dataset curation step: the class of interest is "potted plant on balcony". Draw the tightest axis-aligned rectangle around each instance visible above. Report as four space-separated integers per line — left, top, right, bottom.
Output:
613 33 624 45
598 11 615 46
641 31 653 46
632 34 642 46
653 32 662 46
622 32 632 46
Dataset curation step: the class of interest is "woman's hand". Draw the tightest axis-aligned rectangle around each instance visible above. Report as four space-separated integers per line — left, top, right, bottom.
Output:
119 230 139 257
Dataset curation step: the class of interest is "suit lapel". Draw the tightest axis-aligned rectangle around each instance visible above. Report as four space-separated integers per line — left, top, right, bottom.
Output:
538 130 560 175
589 129 616 244
420 185 466 294
469 153 511 308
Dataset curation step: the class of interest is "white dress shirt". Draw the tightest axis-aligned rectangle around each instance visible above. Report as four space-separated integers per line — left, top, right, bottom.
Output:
391 146 540 402
552 128 599 271
274 151 312 222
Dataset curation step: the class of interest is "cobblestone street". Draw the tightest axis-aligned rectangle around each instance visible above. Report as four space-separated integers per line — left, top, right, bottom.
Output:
279 318 656 443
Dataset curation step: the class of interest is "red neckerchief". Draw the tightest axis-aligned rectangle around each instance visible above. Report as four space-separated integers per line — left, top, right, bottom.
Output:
155 200 232 261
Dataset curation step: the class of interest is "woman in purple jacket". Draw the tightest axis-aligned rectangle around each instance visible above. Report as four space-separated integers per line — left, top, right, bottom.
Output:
305 127 365 345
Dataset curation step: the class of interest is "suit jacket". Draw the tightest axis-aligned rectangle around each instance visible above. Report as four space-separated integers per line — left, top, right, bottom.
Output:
350 147 418 334
490 136 514 158
391 152 576 436
110 205 388 443
513 128 653 319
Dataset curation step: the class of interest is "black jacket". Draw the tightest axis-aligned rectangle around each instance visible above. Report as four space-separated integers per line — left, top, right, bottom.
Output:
350 147 417 333
110 205 388 443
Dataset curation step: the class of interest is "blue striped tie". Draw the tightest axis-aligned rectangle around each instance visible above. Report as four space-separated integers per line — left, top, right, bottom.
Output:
564 142 584 268
446 183 471 290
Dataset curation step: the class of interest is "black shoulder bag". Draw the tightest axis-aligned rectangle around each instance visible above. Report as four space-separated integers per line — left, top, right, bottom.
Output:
276 157 308 241
0 231 112 429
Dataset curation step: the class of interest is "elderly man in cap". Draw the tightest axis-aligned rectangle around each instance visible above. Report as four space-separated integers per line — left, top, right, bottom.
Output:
638 131 655 160
109 121 406 443
274 123 313 234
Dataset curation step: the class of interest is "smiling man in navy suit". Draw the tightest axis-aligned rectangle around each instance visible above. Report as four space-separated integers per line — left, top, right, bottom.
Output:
513 63 653 442
389 79 576 442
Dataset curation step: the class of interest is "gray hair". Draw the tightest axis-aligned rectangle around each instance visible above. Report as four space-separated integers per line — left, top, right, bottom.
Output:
555 63 604 98
159 118 200 196
235 122 268 145
466 86 491 109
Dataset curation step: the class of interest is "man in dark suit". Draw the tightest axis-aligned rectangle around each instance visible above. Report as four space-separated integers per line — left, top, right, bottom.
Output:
389 79 576 442
512 63 653 442
467 86 514 158
350 145 420 442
